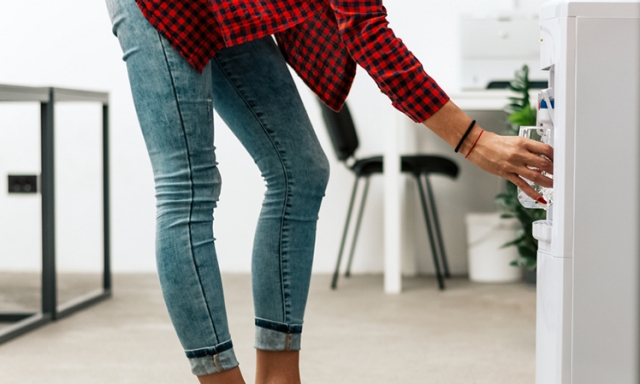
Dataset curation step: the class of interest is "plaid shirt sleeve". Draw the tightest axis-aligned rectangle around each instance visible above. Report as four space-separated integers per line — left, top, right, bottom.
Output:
328 0 449 122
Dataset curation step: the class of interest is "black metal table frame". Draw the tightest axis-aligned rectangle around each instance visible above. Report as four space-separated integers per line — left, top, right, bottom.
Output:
0 84 111 345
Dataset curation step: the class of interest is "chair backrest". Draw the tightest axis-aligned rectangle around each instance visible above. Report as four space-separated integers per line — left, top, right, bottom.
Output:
317 100 359 161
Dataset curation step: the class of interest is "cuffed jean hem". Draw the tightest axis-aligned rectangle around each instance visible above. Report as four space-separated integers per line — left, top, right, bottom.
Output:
186 341 239 376
254 319 302 351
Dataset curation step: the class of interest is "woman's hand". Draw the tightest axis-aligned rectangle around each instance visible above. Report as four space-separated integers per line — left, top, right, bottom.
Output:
465 130 553 202
422 100 554 202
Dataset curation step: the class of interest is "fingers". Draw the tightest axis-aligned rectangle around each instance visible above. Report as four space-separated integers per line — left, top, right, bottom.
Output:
524 152 553 175
517 139 553 188
525 139 554 162
501 138 553 182
465 133 555 197
507 174 544 202
519 166 554 188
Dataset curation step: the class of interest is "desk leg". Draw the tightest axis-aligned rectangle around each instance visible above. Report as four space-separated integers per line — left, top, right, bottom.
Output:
41 93 57 319
102 104 112 291
383 114 403 294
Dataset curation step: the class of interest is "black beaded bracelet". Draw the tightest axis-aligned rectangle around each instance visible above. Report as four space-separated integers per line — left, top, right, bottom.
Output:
454 120 477 153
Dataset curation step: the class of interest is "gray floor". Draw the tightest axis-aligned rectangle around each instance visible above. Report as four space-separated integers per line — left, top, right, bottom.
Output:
0 273 535 383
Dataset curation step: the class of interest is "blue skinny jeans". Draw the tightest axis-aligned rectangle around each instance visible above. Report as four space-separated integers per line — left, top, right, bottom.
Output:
106 0 330 375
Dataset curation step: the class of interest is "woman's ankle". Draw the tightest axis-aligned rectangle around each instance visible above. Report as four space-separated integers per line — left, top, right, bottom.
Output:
198 366 246 384
255 350 301 384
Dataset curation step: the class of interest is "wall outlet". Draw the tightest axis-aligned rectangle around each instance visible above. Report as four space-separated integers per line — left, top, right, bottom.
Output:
8 175 38 194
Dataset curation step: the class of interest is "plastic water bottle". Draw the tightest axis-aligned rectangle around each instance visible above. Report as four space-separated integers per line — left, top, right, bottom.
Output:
517 99 554 209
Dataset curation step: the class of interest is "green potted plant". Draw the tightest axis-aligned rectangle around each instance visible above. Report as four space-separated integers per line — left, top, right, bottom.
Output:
495 65 545 283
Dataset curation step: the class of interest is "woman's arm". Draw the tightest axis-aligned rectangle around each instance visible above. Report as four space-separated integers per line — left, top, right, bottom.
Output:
328 0 553 200
424 101 553 201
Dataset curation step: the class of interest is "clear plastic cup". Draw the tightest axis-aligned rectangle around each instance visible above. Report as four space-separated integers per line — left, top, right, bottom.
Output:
517 126 553 210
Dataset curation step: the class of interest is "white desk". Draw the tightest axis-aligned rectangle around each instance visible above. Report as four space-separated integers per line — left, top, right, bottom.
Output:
382 90 538 294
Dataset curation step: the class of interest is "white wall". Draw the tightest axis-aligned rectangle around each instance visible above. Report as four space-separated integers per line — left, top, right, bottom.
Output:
0 0 546 275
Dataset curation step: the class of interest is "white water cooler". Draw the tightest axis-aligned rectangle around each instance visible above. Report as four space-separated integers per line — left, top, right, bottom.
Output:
533 1 640 383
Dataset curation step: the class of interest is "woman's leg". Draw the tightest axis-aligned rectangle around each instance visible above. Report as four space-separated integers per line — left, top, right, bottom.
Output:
210 37 330 383
106 0 243 382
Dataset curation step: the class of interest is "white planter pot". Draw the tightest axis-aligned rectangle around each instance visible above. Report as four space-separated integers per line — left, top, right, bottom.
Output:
465 213 522 283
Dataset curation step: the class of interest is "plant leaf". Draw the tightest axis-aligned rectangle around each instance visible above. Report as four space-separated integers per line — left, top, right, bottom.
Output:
502 234 526 249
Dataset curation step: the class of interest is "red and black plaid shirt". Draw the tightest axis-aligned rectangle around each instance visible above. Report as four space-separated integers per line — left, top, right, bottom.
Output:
136 0 449 122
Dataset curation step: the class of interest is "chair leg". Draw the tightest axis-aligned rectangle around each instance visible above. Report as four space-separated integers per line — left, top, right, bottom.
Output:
345 177 371 278
423 175 451 278
415 174 445 290
331 176 361 289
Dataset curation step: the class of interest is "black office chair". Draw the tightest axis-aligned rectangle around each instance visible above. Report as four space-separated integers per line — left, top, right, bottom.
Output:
319 101 459 290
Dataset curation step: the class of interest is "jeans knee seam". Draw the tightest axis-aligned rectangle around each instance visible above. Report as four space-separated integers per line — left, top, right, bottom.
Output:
159 34 220 343
213 54 293 323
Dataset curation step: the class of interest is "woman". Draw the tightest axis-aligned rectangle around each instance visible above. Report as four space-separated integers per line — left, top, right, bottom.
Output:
105 0 553 383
